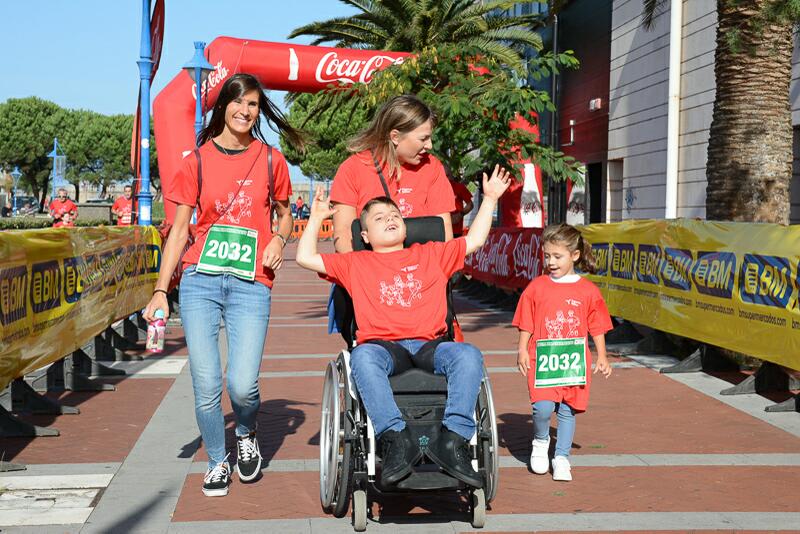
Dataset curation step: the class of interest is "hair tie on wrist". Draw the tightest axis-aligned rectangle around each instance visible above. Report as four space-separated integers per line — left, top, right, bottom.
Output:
275 234 287 247
153 288 168 296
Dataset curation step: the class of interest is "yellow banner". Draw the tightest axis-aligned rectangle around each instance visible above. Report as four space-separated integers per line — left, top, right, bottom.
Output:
0 227 161 391
580 219 800 371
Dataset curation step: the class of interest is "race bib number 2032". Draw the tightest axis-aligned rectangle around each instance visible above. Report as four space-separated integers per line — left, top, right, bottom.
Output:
534 337 587 388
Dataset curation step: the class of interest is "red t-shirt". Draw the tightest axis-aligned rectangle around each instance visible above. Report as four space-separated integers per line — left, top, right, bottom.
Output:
112 196 133 226
296 198 304 209
331 151 456 217
49 199 78 227
512 275 613 411
449 179 473 235
165 140 291 288
321 238 466 343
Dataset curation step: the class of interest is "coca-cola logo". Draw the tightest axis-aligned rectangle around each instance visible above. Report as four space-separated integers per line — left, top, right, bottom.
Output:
470 233 512 277
315 52 405 85
191 61 230 100
512 232 542 281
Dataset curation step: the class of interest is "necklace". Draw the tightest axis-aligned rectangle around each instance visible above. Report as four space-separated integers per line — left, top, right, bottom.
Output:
214 140 248 156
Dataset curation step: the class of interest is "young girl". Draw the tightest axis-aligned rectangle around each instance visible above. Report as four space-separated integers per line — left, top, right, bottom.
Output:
513 223 613 481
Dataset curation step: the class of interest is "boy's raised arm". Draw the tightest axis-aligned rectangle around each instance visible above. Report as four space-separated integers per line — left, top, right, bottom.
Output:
296 186 337 274
464 165 511 255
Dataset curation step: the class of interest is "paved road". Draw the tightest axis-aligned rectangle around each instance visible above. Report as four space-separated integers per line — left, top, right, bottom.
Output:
1 242 799 533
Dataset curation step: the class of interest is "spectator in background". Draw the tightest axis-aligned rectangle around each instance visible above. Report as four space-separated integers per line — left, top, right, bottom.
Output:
49 188 78 228
444 165 474 237
2 202 12 217
112 185 134 226
295 195 304 216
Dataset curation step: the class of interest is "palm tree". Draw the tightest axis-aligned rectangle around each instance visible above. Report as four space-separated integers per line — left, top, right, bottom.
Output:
289 0 546 70
643 0 797 223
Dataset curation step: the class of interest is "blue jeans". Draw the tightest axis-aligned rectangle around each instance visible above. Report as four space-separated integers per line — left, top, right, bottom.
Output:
532 400 576 458
350 339 483 440
180 266 271 468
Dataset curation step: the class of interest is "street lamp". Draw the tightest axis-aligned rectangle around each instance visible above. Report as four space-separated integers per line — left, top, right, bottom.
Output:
10 166 21 215
183 41 215 142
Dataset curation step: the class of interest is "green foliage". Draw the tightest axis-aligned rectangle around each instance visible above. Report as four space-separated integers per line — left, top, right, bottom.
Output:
0 97 65 210
281 93 370 181
307 44 584 185
288 0 549 71
0 98 157 206
0 217 113 230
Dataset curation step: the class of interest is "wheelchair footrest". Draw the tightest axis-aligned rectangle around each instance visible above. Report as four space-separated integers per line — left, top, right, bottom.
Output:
393 470 462 491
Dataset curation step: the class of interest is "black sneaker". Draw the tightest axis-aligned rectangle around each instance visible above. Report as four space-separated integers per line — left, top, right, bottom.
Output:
236 432 263 482
426 427 483 488
202 458 231 497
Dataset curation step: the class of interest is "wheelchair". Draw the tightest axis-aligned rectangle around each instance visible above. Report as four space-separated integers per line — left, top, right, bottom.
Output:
318 217 500 531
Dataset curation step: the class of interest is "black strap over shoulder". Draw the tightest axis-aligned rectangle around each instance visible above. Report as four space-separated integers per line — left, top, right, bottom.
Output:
267 144 274 205
370 149 392 197
194 143 274 207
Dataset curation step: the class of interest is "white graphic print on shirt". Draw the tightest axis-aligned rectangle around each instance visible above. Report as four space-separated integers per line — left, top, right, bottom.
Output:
215 191 253 224
397 198 413 217
379 273 422 307
544 300 583 338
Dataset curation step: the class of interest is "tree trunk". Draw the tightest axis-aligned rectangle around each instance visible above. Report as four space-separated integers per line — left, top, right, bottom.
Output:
706 0 793 223
71 180 81 203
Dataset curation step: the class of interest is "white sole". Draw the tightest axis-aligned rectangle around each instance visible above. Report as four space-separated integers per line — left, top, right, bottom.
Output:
202 486 229 497
237 458 262 482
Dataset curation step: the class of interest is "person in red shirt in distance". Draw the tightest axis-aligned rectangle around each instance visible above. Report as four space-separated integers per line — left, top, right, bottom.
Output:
513 223 613 482
443 165 474 237
49 188 78 227
143 73 305 498
297 164 511 489
112 185 134 226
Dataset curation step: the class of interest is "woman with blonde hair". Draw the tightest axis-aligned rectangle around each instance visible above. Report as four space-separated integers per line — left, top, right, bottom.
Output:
330 94 456 252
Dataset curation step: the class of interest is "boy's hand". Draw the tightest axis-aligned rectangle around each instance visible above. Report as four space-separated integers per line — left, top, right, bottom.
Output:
482 164 512 200
517 350 531 376
594 355 613 378
310 186 337 220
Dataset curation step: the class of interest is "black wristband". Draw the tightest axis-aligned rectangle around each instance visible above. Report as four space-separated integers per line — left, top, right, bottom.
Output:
153 288 168 296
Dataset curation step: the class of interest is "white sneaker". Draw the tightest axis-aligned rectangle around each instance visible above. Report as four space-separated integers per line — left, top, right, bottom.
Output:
529 437 550 474
552 455 572 481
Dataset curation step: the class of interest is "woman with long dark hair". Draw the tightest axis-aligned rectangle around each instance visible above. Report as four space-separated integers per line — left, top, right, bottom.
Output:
144 73 304 497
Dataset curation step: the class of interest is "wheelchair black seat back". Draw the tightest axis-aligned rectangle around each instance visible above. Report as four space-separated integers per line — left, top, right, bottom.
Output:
320 216 499 531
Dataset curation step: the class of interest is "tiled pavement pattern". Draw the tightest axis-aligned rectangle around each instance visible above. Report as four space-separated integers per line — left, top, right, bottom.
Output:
1 242 799 533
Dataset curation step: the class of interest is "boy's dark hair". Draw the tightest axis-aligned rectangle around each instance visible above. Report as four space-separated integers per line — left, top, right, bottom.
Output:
359 196 400 229
541 223 597 273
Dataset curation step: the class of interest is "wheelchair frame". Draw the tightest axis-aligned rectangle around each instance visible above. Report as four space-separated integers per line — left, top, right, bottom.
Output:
320 348 500 531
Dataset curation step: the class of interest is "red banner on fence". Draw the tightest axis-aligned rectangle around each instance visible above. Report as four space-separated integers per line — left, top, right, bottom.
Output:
464 227 544 289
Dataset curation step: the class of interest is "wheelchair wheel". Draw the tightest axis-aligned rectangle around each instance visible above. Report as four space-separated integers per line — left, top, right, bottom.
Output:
353 489 367 532
477 370 500 503
470 488 486 528
320 358 353 516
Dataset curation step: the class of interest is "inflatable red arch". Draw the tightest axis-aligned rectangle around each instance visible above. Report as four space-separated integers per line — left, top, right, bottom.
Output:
153 36 542 226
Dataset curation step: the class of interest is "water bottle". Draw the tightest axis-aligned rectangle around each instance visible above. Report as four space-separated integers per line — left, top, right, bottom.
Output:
147 309 166 353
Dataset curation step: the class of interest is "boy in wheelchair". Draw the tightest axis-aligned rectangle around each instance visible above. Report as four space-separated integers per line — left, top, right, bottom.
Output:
297 165 510 489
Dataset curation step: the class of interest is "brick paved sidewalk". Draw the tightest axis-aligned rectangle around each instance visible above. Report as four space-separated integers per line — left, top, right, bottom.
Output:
1 242 799 533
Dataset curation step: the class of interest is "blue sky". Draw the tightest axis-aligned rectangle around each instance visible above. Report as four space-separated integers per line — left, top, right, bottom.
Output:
0 0 357 183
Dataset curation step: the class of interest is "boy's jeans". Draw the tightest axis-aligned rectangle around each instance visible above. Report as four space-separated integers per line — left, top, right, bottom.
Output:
180 266 271 469
350 339 483 440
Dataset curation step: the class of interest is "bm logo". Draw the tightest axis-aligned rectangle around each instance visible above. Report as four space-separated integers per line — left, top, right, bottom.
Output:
739 254 795 309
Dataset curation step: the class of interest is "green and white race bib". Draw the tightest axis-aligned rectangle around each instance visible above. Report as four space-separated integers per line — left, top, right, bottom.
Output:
534 337 587 388
196 225 258 281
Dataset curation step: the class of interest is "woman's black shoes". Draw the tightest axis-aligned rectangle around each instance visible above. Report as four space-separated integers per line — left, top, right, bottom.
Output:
378 427 423 485
426 427 483 488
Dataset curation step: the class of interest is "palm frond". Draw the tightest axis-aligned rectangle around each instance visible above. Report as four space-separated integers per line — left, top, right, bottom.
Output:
641 0 669 30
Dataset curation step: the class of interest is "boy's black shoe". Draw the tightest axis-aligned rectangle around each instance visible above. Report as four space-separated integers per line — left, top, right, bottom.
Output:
426 427 483 488
378 426 423 486
236 431 263 482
